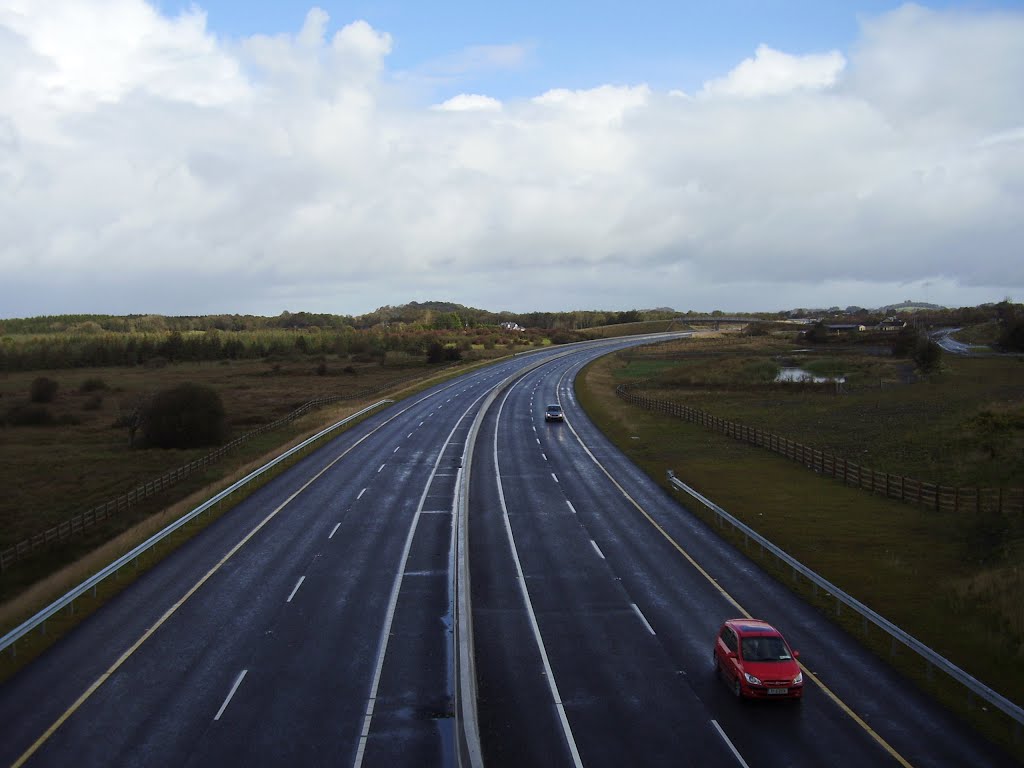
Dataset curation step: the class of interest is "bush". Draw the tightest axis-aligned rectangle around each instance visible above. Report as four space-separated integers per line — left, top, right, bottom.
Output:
426 342 462 364
79 377 107 393
913 336 943 373
999 315 1024 352
30 376 59 403
140 382 227 449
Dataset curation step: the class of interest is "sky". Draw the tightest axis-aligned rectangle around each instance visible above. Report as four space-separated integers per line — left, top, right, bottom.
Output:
1 1 1023 319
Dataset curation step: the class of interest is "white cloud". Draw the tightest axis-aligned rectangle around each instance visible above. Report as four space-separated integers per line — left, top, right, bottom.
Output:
434 94 502 112
700 44 845 97
0 1 1022 318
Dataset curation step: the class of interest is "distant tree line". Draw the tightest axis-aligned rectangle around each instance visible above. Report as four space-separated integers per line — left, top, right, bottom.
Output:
0 303 685 372
0 303 679 337
0 327 554 372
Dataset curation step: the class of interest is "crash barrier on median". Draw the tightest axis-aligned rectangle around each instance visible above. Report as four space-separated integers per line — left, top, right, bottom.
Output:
0 368 449 572
453 344 587 768
617 384 1023 519
0 400 392 658
667 472 1024 743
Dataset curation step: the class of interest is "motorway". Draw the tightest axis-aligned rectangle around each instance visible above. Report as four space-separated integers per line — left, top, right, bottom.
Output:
0 336 1018 767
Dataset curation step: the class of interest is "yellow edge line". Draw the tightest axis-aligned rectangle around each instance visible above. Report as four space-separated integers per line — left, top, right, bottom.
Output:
12 409 402 768
566 416 914 768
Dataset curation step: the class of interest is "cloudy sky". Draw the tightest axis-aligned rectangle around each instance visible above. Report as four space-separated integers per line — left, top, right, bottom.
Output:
1 2 1022 319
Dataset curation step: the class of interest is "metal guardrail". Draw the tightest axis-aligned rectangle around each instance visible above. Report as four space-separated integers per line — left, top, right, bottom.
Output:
0 400 391 657
666 471 1024 736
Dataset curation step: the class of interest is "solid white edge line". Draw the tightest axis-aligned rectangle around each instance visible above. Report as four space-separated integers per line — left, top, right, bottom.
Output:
711 720 750 768
214 669 248 721
494 386 584 768
590 540 605 560
286 576 305 603
329 522 341 539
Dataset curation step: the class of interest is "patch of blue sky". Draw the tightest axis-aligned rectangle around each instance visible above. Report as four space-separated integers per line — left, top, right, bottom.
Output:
155 1 1021 99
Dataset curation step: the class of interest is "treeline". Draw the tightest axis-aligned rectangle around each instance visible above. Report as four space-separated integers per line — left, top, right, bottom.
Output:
0 326 558 372
0 303 679 336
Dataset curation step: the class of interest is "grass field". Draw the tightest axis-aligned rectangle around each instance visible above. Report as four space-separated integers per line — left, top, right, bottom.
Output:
575 334 1024 755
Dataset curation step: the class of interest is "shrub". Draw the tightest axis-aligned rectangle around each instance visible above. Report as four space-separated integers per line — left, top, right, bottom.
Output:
30 376 59 403
913 335 943 373
79 377 107 393
426 342 462 364
743 322 772 337
999 315 1024 352
140 382 227 449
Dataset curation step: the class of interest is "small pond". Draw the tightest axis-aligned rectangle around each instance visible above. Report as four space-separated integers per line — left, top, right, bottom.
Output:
775 367 846 384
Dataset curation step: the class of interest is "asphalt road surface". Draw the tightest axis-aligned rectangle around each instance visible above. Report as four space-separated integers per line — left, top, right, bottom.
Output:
0 336 1017 767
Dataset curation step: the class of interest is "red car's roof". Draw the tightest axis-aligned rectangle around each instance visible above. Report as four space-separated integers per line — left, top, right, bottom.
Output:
725 618 781 636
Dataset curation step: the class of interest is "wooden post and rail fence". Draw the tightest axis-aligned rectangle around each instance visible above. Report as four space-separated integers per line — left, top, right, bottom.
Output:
616 383 1023 518
0 368 440 572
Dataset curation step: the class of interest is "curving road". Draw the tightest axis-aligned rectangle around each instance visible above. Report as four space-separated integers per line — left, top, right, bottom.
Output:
0 336 1017 767
467 346 1018 768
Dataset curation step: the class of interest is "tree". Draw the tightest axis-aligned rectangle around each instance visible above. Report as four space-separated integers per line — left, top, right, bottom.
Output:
913 335 943 373
140 383 227 448
30 376 59 403
805 322 831 344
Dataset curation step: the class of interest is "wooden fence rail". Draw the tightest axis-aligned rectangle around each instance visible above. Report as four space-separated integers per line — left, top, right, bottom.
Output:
617 384 1023 519
0 368 433 572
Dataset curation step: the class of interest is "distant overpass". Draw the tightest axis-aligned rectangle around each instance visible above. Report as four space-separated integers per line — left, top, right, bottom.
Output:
674 315 759 329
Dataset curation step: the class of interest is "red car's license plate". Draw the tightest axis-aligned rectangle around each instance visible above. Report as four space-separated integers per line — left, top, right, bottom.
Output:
767 688 788 695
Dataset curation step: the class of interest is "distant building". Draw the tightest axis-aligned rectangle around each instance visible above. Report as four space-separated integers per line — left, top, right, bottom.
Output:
876 317 906 332
500 321 525 332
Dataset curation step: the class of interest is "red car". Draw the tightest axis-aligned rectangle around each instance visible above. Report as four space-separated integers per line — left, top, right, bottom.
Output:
714 618 803 700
